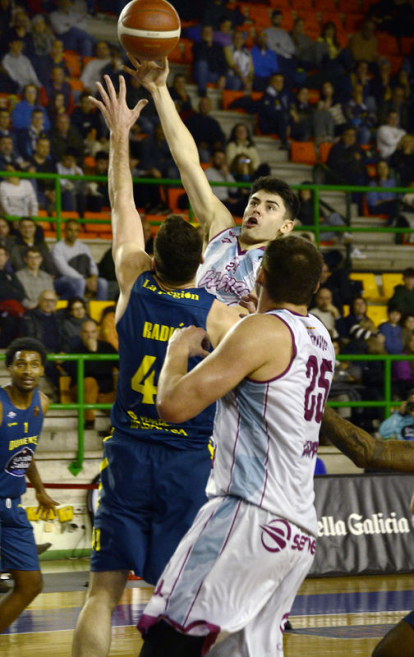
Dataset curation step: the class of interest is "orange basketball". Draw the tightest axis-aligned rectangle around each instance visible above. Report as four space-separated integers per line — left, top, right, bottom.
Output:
117 0 181 61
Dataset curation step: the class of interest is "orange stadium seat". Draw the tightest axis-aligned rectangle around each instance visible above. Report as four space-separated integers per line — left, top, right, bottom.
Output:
167 188 187 212
290 141 317 165
337 0 361 12
401 37 414 56
168 38 194 64
68 78 84 93
239 3 272 28
344 14 365 33
319 141 333 164
316 0 337 12
63 51 81 78
290 0 313 10
377 32 400 56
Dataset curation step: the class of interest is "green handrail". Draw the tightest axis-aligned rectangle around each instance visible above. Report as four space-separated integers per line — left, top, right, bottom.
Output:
1 352 414 474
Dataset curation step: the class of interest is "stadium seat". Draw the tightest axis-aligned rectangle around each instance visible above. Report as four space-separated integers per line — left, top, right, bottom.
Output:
382 273 403 299
83 211 111 234
168 38 194 64
350 272 381 301
167 188 187 212
290 141 317 165
377 32 400 56
319 141 333 164
239 3 272 28
308 89 320 105
401 37 414 56
344 14 365 32
89 300 116 323
366 305 388 327
56 300 68 311
337 0 361 13
388 55 404 74
68 78 84 93
63 51 81 78
290 0 313 10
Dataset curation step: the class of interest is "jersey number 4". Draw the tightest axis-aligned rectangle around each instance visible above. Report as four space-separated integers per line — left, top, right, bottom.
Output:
304 356 332 423
131 355 158 405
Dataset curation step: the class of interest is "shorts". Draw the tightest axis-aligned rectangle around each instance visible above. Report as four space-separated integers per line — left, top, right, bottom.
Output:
404 610 414 629
0 497 39 572
138 496 316 657
90 431 212 585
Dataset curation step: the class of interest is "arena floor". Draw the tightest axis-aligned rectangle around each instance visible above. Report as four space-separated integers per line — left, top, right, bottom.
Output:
0 559 412 656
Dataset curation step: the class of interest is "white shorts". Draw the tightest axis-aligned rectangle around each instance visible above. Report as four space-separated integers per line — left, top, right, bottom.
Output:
138 495 316 657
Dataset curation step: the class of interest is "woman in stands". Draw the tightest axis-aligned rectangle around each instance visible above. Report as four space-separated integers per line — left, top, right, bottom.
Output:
61 297 90 351
225 122 268 177
365 159 398 221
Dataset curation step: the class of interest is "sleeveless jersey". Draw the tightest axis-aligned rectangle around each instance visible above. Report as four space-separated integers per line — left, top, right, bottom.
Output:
206 309 335 536
111 271 216 449
196 227 264 306
0 387 43 499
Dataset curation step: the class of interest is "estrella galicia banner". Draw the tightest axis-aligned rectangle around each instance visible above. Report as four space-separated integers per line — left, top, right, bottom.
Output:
309 474 414 576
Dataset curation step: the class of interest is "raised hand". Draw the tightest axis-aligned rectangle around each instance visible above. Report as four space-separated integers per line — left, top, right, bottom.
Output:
123 54 169 93
89 74 148 137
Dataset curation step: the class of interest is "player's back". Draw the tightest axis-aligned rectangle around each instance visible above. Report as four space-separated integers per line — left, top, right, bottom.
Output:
111 271 216 448
207 309 335 536
0 387 43 498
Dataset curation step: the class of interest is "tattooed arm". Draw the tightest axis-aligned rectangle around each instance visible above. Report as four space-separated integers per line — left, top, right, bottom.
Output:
321 406 414 472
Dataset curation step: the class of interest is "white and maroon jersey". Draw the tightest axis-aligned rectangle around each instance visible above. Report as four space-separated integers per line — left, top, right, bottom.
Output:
196 227 264 306
206 308 335 536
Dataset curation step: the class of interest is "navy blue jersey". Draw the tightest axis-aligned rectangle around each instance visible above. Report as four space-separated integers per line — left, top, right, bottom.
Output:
111 272 216 449
0 387 43 499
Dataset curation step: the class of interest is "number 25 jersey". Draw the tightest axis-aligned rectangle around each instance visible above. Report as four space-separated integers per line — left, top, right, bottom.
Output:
111 272 216 449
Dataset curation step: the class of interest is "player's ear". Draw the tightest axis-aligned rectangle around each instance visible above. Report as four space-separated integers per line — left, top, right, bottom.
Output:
313 281 320 294
256 266 265 287
151 257 157 271
200 253 204 265
279 218 294 235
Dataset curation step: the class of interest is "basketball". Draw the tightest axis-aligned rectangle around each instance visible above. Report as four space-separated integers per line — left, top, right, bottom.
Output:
117 0 181 61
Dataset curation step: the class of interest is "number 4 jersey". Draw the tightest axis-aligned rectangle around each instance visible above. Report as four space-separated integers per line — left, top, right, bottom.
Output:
111 272 216 449
206 308 335 537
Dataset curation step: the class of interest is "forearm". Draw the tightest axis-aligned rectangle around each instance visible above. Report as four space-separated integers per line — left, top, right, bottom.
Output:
26 458 46 496
322 407 414 471
157 344 193 423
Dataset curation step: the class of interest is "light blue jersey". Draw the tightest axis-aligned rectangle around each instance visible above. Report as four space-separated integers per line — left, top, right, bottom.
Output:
196 227 264 306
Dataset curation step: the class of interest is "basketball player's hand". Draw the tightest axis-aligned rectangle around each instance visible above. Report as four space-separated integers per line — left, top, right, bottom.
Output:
169 326 211 359
35 491 59 521
239 292 258 317
124 55 169 93
91 74 149 136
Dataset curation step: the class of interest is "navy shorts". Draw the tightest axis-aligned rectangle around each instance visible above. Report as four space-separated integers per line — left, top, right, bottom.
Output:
403 611 414 629
90 431 212 585
0 497 39 571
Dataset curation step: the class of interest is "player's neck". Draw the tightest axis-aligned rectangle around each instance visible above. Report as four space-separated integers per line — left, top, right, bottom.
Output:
238 236 267 251
154 274 196 291
259 298 309 316
3 383 35 409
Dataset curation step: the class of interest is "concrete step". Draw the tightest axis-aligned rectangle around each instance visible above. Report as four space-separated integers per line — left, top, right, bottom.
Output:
271 162 313 185
211 109 256 139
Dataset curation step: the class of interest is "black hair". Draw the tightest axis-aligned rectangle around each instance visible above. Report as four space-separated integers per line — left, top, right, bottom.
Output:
228 122 255 147
154 215 203 284
403 267 414 278
350 295 367 315
261 235 323 306
249 176 300 220
66 296 87 315
6 337 47 367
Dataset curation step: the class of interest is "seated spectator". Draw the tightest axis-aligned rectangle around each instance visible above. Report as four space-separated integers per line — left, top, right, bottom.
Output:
0 216 14 253
378 304 404 354
0 164 38 218
316 257 363 312
370 57 392 109
250 31 279 93
313 80 347 143
264 9 296 80
1 33 41 91
28 136 58 213
99 46 125 94
205 148 238 209
64 319 117 430
51 219 108 300
169 73 193 119
349 60 376 107
192 24 230 96
71 92 104 149
392 69 412 107
20 288 63 389
37 38 70 87
57 148 86 215
186 96 226 162
365 159 398 220
9 216 56 276
347 19 378 68
0 244 24 347
81 40 110 94
224 31 254 92
257 73 292 149
47 91 71 127
225 122 265 177
343 83 376 145
309 286 340 338
0 108 12 139
379 389 414 440
326 125 368 208
85 151 110 212
376 110 406 160
329 337 363 420
0 135 29 172
15 245 55 310
391 134 414 187
228 153 254 216
290 17 315 68
60 296 90 351
31 14 55 73
378 84 411 133
10 6 33 57
98 246 119 301
138 121 179 184
99 305 118 352
337 295 378 344
289 86 314 142
49 0 97 58
389 267 414 316
11 84 50 133
42 65 75 116
401 313 414 348
313 21 352 86
15 109 50 161
213 17 233 48
392 335 414 399
50 113 84 164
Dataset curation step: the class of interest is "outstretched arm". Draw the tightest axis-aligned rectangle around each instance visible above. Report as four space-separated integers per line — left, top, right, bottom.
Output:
124 57 235 240
90 75 151 321
321 406 414 472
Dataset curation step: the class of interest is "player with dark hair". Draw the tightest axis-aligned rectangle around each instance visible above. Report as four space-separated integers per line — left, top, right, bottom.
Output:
71 76 240 657
126 57 300 307
137 234 335 656
0 337 57 633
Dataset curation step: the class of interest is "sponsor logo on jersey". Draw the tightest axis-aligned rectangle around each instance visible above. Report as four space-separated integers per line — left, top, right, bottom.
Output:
7 411 16 419
318 512 410 537
5 447 34 477
260 518 291 553
34 406 40 416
